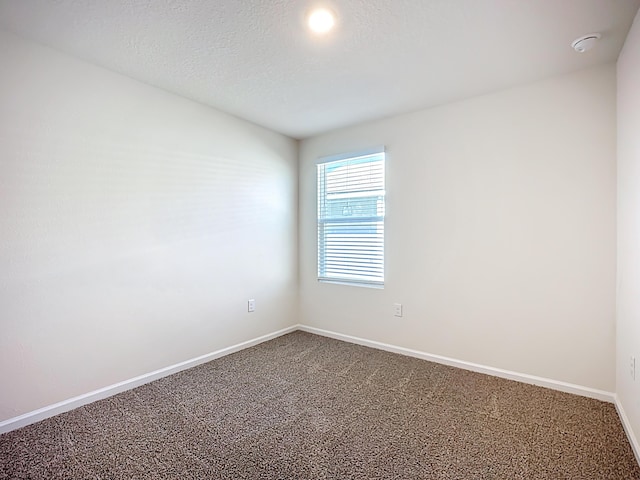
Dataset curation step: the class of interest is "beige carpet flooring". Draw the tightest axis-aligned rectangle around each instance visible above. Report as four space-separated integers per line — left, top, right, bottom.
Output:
1 331 639 479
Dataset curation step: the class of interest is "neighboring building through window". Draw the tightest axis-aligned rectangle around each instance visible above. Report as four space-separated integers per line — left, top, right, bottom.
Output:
317 148 385 286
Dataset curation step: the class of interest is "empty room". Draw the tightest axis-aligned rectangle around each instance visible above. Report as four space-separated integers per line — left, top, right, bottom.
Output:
1 0 640 478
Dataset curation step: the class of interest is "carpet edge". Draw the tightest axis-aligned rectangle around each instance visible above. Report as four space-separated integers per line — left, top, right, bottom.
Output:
0 325 300 435
298 325 615 403
615 395 640 467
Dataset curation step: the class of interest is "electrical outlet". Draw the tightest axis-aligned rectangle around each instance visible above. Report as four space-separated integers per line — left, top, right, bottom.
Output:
248 299 256 313
631 356 636 381
393 303 403 317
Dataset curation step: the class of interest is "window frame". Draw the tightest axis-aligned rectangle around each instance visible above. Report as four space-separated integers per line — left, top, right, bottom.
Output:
316 147 386 288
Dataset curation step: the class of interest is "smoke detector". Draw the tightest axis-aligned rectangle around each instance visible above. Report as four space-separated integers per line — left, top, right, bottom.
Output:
571 33 601 53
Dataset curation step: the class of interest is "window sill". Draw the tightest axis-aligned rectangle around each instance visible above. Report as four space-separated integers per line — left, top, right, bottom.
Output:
318 279 384 289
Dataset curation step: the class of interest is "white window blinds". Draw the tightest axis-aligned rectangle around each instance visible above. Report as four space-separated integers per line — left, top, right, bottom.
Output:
317 150 385 286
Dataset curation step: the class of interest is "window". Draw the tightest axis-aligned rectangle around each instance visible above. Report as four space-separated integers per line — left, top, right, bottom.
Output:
317 149 385 286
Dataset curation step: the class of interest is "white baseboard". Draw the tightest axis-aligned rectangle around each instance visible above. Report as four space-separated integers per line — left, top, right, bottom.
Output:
615 395 640 466
0 325 298 435
0 323 619 437
298 325 615 403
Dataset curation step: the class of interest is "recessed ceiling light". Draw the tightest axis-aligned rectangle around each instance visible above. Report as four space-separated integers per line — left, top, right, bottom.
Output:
571 33 601 53
308 8 336 34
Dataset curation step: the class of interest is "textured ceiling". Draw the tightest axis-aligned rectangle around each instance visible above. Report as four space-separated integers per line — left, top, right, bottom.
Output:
0 0 638 139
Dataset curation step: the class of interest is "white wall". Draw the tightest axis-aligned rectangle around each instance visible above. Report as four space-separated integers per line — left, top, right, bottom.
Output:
300 64 617 392
617 9 640 449
0 30 298 422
